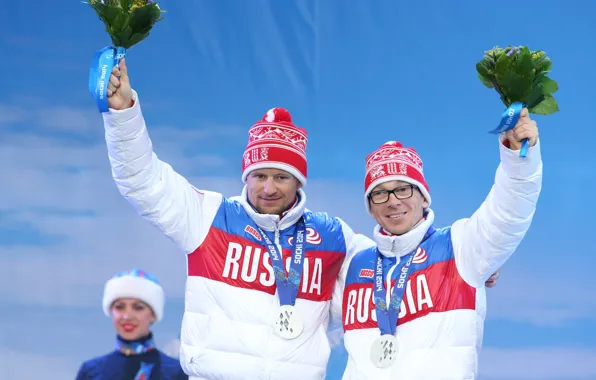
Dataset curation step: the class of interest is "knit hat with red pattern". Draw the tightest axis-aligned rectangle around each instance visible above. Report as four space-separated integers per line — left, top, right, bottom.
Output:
241 107 308 185
364 141 431 213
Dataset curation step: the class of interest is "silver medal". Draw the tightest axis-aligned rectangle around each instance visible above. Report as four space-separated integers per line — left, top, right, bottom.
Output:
370 334 399 368
272 305 304 340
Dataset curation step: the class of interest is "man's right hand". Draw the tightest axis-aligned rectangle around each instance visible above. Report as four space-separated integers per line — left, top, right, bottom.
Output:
485 270 500 288
107 58 133 110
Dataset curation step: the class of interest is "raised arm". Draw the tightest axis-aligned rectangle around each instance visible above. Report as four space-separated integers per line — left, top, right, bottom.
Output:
102 59 222 254
451 109 543 287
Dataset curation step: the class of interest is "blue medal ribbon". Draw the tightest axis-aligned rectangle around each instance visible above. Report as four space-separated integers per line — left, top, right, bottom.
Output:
488 101 530 158
256 219 306 306
88 46 126 113
373 227 434 337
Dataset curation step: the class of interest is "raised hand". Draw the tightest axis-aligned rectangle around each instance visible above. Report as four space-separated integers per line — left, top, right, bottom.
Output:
107 58 133 110
506 108 539 150
485 270 500 288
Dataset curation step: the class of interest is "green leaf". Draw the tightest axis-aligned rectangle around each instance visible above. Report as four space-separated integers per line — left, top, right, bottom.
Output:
95 13 108 26
523 76 545 108
486 46 506 63
110 12 129 34
476 60 494 79
529 95 546 109
136 24 154 37
540 76 558 95
116 26 133 46
532 74 545 86
123 32 149 49
528 95 559 115
90 3 121 25
120 0 133 11
496 71 533 102
533 56 552 75
521 75 558 108
494 52 515 77
514 47 535 76
129 4 162 33
477 72 494 88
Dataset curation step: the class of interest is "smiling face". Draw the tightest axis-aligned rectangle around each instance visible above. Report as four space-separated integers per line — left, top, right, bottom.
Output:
245 168 302 215
368 180 429 235
110 298 155 341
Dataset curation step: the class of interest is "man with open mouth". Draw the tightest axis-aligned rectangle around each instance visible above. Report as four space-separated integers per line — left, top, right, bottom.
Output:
338 107 542 379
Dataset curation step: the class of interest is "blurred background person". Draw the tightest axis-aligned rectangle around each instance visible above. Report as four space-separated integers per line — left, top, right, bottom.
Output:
76 269 187 380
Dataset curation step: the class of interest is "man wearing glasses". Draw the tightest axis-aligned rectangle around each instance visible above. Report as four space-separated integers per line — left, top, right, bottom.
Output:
337 108 542 379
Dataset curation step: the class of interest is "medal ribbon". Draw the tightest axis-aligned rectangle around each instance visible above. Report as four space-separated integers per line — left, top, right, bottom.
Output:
256 218 306 306
88 46 126 113
373 227 435 336
488 101 530 158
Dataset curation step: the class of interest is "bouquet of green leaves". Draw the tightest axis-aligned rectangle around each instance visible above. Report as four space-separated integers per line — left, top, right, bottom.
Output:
86 0 164 113
85 0 165 49
476 46 558 157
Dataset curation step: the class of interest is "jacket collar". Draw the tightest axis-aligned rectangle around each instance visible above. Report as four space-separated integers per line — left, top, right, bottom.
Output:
230 185 306 232
373 208 435 258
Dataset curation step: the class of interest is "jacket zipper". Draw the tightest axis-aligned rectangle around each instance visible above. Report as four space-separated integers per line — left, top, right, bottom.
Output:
274 221 281 246
385 239 399 306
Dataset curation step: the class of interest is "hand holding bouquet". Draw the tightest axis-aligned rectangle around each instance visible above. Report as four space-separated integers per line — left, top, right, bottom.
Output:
476 46 558 157
86 0 165 112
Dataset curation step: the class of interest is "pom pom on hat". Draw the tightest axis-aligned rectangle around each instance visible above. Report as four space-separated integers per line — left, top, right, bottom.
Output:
102 269 165 322
242 107 308 185
264 107 292 124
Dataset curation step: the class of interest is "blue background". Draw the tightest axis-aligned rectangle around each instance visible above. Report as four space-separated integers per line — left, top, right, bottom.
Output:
0 1 594 379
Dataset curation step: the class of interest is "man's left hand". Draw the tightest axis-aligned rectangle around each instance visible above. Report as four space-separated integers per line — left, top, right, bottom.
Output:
505 107 539 150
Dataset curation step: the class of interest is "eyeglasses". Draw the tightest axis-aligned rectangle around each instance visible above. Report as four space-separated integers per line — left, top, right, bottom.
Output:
368 184 415 204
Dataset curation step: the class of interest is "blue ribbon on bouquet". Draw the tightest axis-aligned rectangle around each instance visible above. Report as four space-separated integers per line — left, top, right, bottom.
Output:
88 46 126 113
488 101 529 158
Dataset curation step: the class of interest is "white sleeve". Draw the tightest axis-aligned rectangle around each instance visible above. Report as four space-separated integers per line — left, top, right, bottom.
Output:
452 137 543 288
102 90 223 254
329 220 376 330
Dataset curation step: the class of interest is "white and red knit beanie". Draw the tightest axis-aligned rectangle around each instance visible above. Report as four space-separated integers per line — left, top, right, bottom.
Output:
241 107 308 185
364 141 431 213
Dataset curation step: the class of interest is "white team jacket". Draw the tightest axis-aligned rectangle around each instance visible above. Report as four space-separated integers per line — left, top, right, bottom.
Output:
336 138 543 379
102 91 375 380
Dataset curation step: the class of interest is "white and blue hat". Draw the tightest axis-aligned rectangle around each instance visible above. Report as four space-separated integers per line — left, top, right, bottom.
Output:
102 269 165 322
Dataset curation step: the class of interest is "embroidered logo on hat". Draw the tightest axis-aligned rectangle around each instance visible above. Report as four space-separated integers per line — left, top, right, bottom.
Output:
364 141 431 213
242 107 308 185
365 141 425 181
